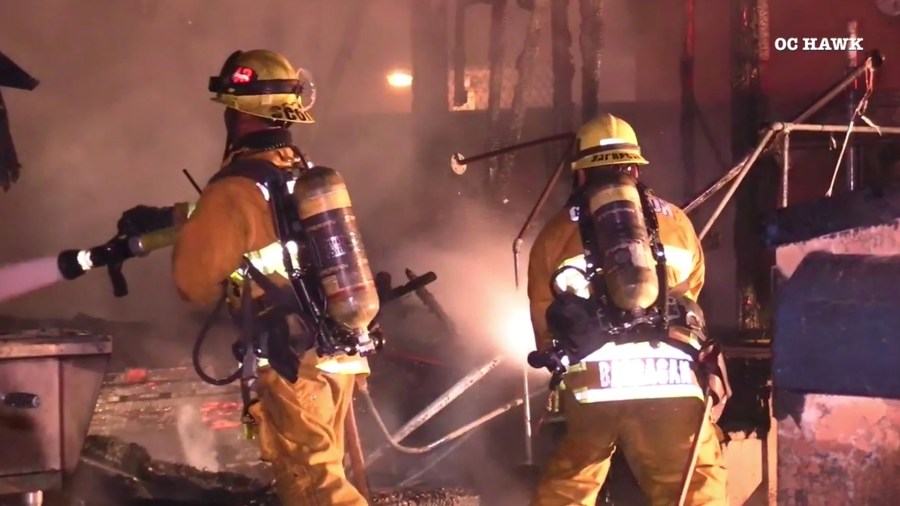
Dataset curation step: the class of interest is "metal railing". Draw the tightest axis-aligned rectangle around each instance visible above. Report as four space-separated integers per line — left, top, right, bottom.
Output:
772 122 900 208
682 50 890 240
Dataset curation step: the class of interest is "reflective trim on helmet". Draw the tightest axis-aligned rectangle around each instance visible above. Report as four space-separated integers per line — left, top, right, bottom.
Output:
573 150 649 170
575 143 642 160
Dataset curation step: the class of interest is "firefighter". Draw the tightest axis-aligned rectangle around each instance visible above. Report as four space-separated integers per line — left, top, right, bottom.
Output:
170 50 369 506
527 113 730 506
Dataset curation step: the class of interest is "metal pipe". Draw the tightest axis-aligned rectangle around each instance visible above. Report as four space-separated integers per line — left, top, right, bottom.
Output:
780 132 790 208
681 154 749 213
364 356 503 466
698 127 776 240
794 50 883 125
396 431 477 488
773 123 900 135
420 390 545 451
453 132 573 170
513 136 577 288
522 363 534 465
846 20 860 191
361 383 545 456
682 50 884 215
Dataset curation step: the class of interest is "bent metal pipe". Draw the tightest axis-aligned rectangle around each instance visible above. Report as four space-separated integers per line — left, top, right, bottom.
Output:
364 356 503 467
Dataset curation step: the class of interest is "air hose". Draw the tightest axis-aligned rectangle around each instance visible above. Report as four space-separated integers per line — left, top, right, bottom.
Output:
191 292 241 386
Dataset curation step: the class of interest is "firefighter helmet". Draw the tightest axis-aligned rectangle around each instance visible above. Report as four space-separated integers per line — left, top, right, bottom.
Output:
572 113 649 170
208 49 315 124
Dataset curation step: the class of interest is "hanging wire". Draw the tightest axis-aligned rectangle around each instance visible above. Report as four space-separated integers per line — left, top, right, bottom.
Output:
826 65 880 196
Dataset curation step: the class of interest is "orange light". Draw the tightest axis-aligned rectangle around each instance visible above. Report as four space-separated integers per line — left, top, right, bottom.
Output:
386 71 413 88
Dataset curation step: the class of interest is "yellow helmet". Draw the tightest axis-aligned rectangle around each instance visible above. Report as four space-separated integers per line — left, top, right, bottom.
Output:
572 113 648 170
208 49 315 124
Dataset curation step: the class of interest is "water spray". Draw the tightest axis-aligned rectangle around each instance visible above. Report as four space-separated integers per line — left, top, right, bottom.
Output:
0 256 65 303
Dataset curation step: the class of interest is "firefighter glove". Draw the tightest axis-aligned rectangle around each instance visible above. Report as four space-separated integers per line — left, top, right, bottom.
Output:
117 205 176 236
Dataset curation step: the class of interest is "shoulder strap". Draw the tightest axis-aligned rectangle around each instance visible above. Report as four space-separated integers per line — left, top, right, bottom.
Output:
635 181 669 332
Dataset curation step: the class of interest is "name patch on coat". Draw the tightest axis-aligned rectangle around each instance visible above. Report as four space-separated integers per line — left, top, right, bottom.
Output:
597 358 694 389
569 342 704 403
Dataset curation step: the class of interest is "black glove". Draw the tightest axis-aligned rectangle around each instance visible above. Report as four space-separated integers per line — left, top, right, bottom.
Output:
117 205 175 236
546 292 606 363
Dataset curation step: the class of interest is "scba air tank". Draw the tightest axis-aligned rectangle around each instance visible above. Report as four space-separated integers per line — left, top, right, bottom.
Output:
585 172 659 311
294 166 381 352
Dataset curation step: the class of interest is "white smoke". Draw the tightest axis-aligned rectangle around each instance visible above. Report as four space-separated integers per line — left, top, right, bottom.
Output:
175 403 220 472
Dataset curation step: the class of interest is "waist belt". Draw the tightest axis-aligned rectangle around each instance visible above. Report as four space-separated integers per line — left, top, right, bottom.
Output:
564 341 704 404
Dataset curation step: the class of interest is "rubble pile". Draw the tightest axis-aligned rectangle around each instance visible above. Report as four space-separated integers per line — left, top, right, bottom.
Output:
71 435 272 505
69 435 478 506
371 488 480 506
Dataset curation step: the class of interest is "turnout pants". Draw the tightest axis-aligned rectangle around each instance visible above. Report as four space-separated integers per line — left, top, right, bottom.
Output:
249 362 368 506
530 392 727 506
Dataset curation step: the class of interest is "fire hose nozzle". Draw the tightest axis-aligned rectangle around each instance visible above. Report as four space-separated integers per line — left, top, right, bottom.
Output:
58 236 135 297
57 249 90 280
